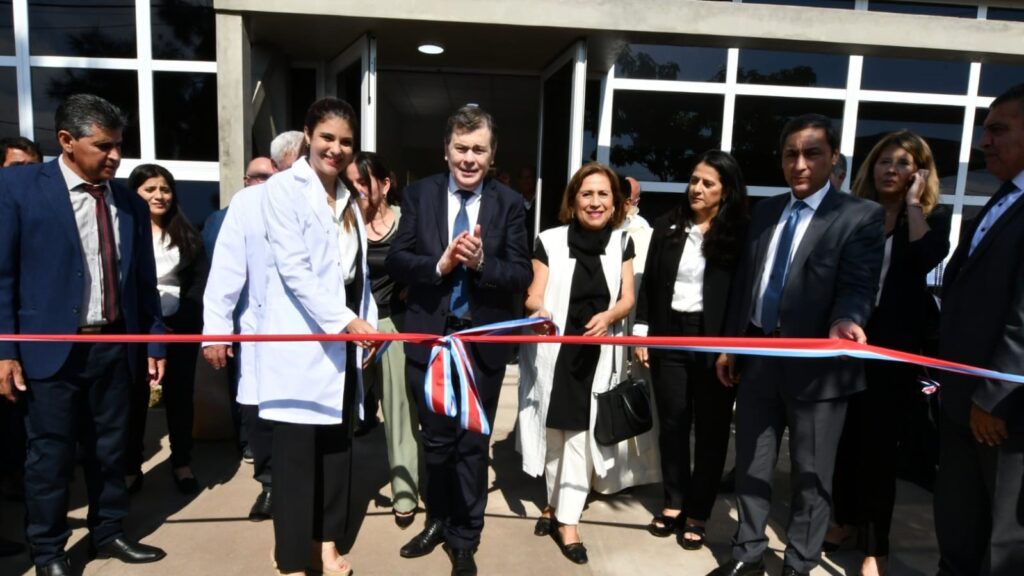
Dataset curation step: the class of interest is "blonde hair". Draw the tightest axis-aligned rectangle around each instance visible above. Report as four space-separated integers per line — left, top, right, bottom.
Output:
852 130 940 215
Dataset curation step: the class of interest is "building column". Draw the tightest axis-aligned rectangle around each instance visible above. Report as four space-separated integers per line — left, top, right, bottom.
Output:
215 12 252 206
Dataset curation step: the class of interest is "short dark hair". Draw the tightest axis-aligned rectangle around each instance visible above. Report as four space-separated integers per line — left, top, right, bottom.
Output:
991 82 1024 114
779 113 839 155
445 105 498 151
303 97 358 140
0 136 42 163
54 94 126 138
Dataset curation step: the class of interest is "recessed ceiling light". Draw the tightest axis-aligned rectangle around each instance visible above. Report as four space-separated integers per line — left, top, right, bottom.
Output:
418 43 444 55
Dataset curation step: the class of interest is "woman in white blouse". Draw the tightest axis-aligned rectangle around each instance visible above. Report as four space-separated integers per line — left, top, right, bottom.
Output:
633 150 749 550
127 164 208 495
258 98 377 576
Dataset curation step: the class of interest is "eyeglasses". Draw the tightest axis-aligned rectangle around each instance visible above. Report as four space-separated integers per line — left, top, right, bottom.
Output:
245 173 272 183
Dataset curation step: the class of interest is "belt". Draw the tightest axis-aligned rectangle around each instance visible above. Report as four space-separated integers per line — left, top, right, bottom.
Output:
445 315 473 333
77 319 125 335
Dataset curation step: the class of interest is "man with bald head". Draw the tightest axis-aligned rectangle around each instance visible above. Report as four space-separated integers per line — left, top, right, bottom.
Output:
244 156 276 188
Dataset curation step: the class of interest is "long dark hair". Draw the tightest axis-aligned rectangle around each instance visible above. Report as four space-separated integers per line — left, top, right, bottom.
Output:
128 163 202 264
667 150 749 266
351 151 397 216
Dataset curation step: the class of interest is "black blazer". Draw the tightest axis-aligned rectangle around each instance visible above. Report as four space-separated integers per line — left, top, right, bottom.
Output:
636 214 735 365
162 238 209 335
726 186 886 400
940 185 1024 432
868 204 951 353
386 173 532 369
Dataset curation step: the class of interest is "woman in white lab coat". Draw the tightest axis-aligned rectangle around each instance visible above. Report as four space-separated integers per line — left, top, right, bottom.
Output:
258 97 378 576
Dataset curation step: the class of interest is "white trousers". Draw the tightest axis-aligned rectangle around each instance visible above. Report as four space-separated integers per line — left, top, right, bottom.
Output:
545 428 595 525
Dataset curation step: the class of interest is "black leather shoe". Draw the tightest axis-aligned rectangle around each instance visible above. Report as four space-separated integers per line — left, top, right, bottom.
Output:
781 567 809 576
89 537 167 563
533 515 555 536
248 489 272 521
393 508 416 529
399 520 444 558
443 544 477 576
35 558 71 576
706 559 766 576
173 473 200 495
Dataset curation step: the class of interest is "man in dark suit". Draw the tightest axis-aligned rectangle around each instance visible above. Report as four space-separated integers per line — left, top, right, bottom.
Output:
935 83 1024 576
710 114 885 576
0 94 168 576
387 105 532 576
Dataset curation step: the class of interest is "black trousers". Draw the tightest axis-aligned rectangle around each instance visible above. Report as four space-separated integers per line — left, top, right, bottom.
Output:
242 404 274 489
832 361 919 556
934 413 1024 576
649 311 735 520
23 341 131 566
271 343 357 572
731 355 847 574
408 344 504 550
126 340 198 472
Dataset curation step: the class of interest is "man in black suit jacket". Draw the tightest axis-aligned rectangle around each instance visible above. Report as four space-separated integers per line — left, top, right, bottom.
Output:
0 95 168 575
935 84 1024 576
710 115 884 576
386 105 532 576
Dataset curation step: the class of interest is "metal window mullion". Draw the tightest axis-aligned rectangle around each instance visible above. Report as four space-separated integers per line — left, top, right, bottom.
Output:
12 0 32 137
951 62 983 255
840 55 863 191
720 48 739 153
136 0 155 160
595 65 613 165
567 40 587 177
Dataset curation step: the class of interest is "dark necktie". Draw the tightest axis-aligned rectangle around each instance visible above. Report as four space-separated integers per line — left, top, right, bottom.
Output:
82 183 120 323
760 200 808 334
449 190 473 318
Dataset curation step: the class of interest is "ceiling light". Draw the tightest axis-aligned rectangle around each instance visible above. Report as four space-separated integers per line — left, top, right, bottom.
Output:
418 43 444 55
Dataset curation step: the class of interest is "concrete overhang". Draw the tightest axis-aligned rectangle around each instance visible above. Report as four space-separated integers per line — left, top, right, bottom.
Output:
216 0 1024 69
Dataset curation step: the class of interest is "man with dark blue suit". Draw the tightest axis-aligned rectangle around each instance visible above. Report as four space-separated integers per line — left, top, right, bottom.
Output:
710 114 884 576
387 105 532 576
0 94 168 576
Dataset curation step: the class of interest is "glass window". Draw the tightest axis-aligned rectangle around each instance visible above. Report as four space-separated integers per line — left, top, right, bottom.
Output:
0 68 18 139
988 8 1024 22
853 102 964 196
868 1 976 18
31 68 140 158
153 72 217 161
151 0 215 61
967 107 1001 198
0 1 13 55
28 1 136 58
731 95 844 187
610 90 724 182
582 79 601 164
737 49 848 88
615 44 727 82
861 56 970 95
743 0 854 8
979 63 1024 98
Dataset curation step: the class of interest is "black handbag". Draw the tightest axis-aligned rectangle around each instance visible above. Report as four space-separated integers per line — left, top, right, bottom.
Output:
593 346 653 446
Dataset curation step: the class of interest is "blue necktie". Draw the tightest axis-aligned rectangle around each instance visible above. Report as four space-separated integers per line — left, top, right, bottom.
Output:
449 190 473 318
760 200 808 334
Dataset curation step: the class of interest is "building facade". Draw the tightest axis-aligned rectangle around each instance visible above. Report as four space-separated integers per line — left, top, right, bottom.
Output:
3 0 1023 250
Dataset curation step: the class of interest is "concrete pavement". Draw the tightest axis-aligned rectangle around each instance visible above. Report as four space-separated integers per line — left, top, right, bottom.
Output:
0 366 938 575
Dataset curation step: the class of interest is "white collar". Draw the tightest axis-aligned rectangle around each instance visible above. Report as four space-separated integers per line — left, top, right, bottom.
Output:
447 174 483 197
789 181 831 211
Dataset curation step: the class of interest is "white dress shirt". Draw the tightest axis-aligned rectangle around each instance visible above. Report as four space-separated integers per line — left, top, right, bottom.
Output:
632 222 705 338
969 170 1024 255
446 175 482 242
330 184 360 284
152 232 182 317
753 182 830 326
59 155 121 327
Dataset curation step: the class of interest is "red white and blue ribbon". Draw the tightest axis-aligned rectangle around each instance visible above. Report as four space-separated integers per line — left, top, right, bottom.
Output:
424 317 558 435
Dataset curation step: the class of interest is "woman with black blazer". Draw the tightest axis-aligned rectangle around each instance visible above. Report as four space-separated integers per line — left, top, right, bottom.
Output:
634 150 748 550
126 164 208 495
828 130 951 576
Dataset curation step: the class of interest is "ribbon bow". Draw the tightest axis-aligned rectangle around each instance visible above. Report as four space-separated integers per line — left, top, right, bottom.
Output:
425 317 558 435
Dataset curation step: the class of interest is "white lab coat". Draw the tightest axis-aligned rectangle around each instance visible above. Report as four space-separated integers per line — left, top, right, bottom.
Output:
256 157 377 425
202 184 270 406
